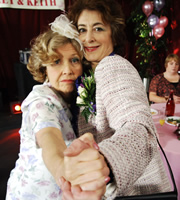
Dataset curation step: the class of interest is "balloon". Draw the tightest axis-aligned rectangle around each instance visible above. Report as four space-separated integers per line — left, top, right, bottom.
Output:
159 16 168 28
147 14 159 28
142 1 154 17
153 25 165 40
154 0 165 12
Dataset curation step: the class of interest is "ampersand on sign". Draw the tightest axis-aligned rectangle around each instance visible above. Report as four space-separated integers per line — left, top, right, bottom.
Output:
17 0 23 5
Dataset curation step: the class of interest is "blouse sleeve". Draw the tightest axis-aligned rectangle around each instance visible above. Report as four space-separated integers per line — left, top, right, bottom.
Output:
95 56 157 197
27 97 63 135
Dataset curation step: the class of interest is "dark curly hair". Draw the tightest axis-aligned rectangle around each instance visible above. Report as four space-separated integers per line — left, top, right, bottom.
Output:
68 0 126 56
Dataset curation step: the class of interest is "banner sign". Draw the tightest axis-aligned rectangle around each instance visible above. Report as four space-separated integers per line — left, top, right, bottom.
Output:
0 0 64 10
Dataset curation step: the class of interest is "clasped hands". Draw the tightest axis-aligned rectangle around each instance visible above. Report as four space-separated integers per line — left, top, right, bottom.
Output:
59 133 110 200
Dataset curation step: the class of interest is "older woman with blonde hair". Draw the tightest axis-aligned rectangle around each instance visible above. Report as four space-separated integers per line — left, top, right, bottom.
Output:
149 54 180 103
6 15 109 200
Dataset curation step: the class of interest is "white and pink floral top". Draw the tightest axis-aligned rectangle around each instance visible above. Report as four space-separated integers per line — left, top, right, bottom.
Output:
6 83 76 200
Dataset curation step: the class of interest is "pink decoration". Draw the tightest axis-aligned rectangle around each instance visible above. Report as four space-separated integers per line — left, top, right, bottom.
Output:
153 24 165 40
149 29 154 37
147 14 159 28
142 1 154 17
159 16 168 28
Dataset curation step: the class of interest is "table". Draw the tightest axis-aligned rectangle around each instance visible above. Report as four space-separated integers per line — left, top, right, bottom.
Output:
151 103 180 199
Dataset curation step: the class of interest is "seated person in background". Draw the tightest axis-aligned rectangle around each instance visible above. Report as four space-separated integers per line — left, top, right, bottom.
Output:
149 54 180 103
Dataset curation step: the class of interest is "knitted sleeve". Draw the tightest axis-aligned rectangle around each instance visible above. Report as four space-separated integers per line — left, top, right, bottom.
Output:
95 55 158 198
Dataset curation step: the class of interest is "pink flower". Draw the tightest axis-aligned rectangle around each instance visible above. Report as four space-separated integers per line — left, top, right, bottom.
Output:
59 121 64 128
51 94 58 100
38 180 50 186
66 132 75 140
19 166 24 172
32 113 39 121
49 192 58 198
36 102 44 109
21 179 28 187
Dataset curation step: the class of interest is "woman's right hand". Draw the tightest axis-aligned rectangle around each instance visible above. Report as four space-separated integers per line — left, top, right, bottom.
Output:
62 145 109 188
58 133 110 197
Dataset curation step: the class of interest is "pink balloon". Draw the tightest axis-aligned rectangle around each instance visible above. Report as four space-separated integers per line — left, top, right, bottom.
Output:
142 1 154 17
159 16 168 28
153 25 165 40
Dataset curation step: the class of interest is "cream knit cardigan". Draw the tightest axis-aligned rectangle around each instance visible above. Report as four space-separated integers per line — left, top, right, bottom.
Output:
78 55 171 199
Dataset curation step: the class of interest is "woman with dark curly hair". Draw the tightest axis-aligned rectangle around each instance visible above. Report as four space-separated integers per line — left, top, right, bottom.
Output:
59 0 172 199
68 0 127 68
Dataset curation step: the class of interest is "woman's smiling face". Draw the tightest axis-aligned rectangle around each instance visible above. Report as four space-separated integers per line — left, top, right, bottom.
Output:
77 9 114 68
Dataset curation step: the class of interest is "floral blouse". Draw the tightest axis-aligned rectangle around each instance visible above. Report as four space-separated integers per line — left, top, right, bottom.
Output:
149 73 180 97
6 83 76 200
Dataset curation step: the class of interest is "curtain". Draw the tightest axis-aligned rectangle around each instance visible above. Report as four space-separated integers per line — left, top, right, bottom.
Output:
0 9 63 100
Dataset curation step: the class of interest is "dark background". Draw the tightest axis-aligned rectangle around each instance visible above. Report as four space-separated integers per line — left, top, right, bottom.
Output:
0 0 180 111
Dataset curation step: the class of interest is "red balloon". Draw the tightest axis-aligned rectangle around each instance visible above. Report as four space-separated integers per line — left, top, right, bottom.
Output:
153 25 165 40
159 16 168 28
142 1 154 17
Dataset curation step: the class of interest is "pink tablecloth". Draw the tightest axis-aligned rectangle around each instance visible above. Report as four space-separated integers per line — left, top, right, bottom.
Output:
151 103 180 199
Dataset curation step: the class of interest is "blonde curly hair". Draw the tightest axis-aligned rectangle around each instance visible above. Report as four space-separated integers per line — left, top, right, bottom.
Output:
27 29 83 83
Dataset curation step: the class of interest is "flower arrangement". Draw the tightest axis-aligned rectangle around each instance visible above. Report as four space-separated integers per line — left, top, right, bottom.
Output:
76 70 96 123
